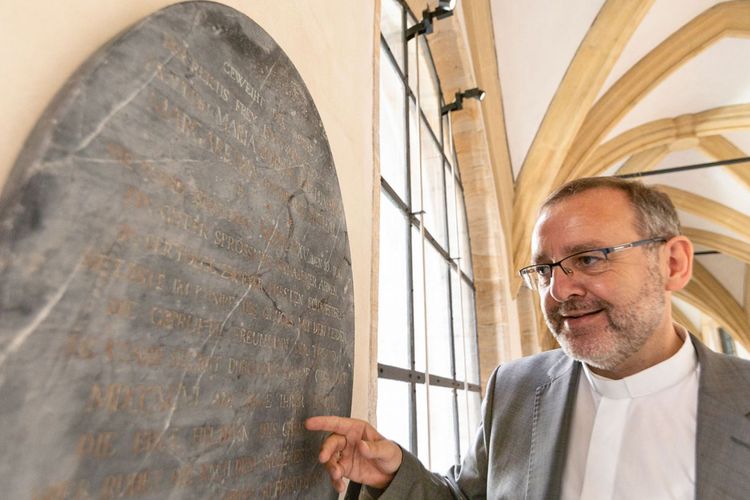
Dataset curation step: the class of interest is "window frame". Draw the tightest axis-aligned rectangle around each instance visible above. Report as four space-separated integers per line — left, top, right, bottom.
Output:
377 0 481 471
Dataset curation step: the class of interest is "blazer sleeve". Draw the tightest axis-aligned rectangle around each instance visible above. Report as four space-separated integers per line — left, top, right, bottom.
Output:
348 367 501 499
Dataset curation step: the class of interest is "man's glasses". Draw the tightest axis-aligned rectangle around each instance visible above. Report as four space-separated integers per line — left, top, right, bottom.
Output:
519 237 667 291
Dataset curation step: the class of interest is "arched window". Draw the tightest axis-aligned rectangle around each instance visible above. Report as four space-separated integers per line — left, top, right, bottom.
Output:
377 0 481 472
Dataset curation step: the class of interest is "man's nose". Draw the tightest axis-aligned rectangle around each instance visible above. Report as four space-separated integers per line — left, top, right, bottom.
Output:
548 265 585 302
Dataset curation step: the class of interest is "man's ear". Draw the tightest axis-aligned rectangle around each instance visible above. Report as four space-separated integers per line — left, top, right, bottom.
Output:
664 235 693 291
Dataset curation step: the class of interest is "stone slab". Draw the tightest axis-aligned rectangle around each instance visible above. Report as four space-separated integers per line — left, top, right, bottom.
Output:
0 2 353 498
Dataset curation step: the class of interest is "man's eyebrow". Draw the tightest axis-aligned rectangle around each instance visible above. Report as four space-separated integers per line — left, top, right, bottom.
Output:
531 252 548 264
565 242 607 254
532 241 608 263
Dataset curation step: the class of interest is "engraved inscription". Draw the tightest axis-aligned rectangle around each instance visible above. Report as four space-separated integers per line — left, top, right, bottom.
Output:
0 4 352 499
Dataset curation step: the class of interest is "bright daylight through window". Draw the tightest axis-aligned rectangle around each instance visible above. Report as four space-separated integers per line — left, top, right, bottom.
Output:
377 0 482 473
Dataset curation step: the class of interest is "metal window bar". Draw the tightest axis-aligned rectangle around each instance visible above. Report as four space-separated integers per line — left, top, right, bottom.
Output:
397 4 419 457
412 29 433 470
439 104 461 468
446 114 473 455
378 363 481 392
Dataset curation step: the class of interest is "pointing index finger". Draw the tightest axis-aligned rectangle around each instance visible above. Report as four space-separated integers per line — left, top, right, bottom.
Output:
305 415 356 434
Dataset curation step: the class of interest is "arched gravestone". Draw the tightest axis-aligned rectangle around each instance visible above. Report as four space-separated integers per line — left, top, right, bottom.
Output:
0 2 353 498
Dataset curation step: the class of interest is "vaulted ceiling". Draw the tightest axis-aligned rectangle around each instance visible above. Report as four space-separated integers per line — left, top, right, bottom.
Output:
489 0 750 349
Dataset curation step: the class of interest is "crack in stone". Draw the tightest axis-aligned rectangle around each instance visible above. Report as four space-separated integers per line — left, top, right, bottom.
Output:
258 54 280 92
0 251 85 378
74 51 177 154
147 210 287 493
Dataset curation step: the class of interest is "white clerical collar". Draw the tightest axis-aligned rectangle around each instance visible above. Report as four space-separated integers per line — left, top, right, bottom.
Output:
582 327 698 399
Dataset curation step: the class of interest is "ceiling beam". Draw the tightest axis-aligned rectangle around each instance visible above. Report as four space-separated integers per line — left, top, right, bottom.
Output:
682 227 750 265
671 302 701 339
678 261 750 350
698 135 750 191
577 104 750 177
558 1 750 182
511 0 653 284
656 184 750 241
615 145 669 175
460 0 515 270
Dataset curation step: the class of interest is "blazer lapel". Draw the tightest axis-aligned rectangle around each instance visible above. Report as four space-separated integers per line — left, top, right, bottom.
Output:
526 356 580 500
693 337 750 498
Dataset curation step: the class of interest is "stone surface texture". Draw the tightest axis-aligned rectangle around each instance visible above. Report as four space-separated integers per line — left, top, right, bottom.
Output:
0 2 353 498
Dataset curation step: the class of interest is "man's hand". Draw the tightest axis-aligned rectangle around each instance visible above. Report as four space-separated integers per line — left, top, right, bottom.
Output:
305 416 404 493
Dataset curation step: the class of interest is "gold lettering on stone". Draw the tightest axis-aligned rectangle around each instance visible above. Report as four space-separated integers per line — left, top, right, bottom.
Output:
98 469 160 500
231 327 289 351
85 382 200 414
65 334 96 360
82 251 167 292
106 297 137 320
150 306 223 337
147 90 257 178
170 465 194 487
278 391 304 409
7 7 352 498
131 429 180 456
255 472 319 497
191 423 249 447
159 205 209 240
222 61 263 107
307 296 343 320
213 229 261 260
32 480 92 500
77 431 116 458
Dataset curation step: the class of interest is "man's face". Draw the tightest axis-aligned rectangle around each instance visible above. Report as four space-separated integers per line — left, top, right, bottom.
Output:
531 188 668 371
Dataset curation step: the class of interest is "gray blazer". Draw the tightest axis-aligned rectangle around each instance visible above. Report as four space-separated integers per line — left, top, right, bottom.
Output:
366 336 750 499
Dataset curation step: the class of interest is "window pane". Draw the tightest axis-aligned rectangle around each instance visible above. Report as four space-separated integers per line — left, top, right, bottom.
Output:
456 184 473 278
378 191 411 368
412 231 452 378
462 279 479 384
416 384 458 472
451 271 479 384
425 240 452 379
457 389 482 461
421 121 447 247
409 98 421 214
380 45 407 201
381 0 404 70
418 37 441 134
412 226 426 373
415 383 428 462
406 11 418 93
450 269 466 381
446 164 459 256
408 35 441 134
377 378 411 450
443 114 454 160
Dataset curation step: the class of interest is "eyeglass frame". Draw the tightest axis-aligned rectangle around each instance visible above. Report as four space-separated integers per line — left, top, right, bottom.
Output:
518 236 668 290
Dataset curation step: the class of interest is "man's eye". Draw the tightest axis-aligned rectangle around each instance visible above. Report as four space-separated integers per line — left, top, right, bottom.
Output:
572 253 604 268
536 266 552 277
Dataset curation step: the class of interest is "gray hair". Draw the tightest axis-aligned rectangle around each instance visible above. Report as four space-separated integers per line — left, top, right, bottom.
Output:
541 176 681 239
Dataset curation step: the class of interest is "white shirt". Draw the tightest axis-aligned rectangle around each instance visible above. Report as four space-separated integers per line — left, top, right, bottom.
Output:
561 329 699 500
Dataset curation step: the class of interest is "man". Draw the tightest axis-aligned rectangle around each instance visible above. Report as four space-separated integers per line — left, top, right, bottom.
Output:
306 177 750 499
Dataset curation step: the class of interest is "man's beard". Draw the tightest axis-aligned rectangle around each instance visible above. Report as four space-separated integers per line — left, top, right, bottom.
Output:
543 263 666 371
